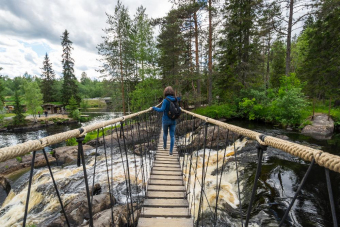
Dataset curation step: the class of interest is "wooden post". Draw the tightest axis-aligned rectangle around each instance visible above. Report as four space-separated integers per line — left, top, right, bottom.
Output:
328 96 332 121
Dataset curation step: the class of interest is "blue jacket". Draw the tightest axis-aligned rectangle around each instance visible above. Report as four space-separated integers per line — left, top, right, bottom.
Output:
153 96 180 122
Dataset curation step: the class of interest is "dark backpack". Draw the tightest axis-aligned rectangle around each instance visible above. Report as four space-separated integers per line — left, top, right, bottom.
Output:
165 97 181 120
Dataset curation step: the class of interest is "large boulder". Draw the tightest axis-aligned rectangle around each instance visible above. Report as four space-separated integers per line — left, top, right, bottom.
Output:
53 145 94 164
302 114 334 140
48 192 116 227
0 152 55 175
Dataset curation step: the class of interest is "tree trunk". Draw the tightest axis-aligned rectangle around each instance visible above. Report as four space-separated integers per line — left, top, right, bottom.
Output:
208 0 213 105
266 33 271 90
194 1 200 108
286 0 294 76
119 42 126 115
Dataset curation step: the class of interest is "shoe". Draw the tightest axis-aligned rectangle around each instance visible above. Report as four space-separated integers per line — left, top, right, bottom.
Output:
169 153 173 156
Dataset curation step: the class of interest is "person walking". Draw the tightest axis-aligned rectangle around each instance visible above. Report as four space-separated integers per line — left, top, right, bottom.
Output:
152 86 181 156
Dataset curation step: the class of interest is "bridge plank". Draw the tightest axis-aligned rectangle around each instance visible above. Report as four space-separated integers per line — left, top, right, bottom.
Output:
141 208 190 218
143 199 188 207
138 218 193 227
152 167 182 172
147 191 185 199
152 171 182 176
147 185 186 192
148 179 183 185
150 175 183 180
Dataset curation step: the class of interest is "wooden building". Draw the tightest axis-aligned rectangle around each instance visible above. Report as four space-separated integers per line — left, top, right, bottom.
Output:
41 104 64 114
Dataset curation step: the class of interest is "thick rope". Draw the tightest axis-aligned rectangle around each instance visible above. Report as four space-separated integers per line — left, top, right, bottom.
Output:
181 109 340 174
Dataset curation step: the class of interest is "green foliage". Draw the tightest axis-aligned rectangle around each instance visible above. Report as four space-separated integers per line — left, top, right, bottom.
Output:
67 96 79 120
22 81 43 122
130 77 162 111
80 99 89 112
194 104 237 119
61 30 80 105
238 74 307 125
66 137 77 146
41 53 57 103
270 40 286 88
13 91 26 126
16 156 22 163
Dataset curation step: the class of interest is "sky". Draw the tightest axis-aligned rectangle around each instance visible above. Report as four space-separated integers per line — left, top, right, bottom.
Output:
0 0 172 79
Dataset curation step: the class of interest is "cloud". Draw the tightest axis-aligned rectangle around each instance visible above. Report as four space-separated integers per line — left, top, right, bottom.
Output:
0 0 172 79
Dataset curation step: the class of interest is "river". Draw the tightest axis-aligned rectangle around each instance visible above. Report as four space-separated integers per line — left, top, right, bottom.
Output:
0 113 339 226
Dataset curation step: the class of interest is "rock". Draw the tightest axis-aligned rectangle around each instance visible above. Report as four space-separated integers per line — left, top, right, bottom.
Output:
53 145 94 164
176 119 204 135
276 135 289 140
180 126 239 152
0 176 11 194
48 192 116 227
0 152 55 175
81 205 125 227
85 125 156 148
302 114 334 140
133 142 157 156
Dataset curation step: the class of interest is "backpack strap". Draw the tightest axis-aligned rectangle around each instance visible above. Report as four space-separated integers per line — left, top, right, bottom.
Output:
165 97 177 103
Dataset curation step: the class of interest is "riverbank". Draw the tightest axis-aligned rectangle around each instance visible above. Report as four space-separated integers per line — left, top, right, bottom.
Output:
0 114 78 132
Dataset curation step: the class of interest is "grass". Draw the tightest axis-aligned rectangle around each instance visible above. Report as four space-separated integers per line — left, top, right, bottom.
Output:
65 125 122 146
85 99 107 108
16 156 22 163
194 103 238 119
301 100 340 125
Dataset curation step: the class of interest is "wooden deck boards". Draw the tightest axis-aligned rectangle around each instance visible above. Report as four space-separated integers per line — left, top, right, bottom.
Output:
137 129 193 227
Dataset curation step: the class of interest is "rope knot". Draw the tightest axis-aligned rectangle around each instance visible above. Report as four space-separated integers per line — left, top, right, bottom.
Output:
255 134 267 150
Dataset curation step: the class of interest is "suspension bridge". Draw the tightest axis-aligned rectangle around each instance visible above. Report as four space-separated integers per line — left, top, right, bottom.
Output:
0 105 339 226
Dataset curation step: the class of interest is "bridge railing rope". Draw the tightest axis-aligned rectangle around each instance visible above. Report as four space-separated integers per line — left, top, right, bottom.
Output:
176 108 339 227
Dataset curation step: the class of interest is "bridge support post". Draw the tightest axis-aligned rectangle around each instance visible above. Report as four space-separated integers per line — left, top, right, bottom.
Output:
245 140 267 227
23 150 36 227
77 135 94 227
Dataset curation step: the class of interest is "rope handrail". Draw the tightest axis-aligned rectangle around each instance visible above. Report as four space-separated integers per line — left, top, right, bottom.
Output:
0 105 158 163
181 108 340 174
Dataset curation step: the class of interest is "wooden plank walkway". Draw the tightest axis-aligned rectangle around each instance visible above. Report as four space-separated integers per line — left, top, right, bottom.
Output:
138 129 193 227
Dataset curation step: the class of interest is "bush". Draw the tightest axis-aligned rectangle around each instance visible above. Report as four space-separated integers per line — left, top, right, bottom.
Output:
194 104 237 119
66 138 77 146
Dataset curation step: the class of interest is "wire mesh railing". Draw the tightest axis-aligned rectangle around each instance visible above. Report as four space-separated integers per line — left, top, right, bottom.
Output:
175 109 339 227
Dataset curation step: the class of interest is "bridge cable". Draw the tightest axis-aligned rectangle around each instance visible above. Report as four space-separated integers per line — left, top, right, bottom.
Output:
42 148 70 227
115 123 132 226
90 129 100 205
102 127 115 225
233 134 244 227
278 158 315 226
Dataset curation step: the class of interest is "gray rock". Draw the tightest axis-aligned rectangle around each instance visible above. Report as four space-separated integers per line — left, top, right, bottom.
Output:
54 145 94 164
302 114 334 140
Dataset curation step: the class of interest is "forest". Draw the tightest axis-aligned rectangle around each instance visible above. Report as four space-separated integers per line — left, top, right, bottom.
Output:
0 0 340 127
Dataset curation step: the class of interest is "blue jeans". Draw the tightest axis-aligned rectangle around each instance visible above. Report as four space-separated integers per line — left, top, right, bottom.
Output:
163 120 176 154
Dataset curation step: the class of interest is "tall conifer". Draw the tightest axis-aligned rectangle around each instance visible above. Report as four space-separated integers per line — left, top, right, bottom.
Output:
61 30 80 104
41 53 56 103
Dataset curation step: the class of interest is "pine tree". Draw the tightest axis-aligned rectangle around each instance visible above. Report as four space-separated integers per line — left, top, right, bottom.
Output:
97 0 133 114
61 30 80 105
13 90 26 126
41 53 56 103
133 6 155 80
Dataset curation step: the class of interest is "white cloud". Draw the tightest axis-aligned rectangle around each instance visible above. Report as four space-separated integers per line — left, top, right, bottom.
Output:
0 0 172 79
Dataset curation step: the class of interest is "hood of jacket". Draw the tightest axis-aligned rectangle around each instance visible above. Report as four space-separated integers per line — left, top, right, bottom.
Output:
166 96 176 101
